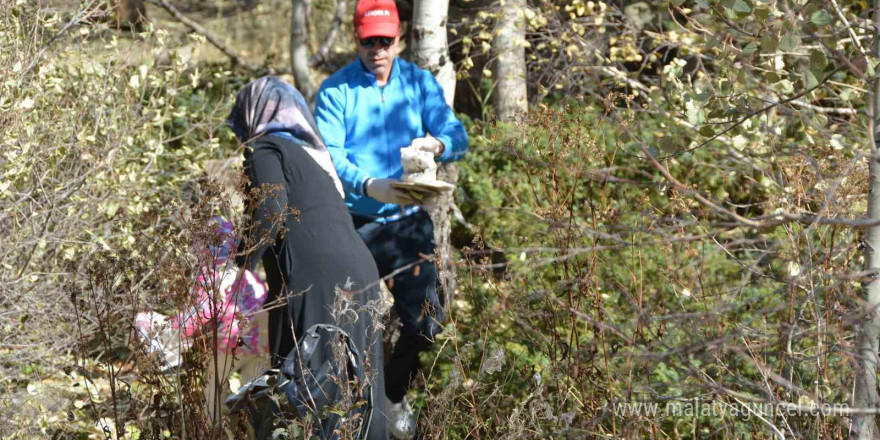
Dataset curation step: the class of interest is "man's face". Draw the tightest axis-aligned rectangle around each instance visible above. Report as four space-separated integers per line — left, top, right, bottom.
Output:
357 33 399 80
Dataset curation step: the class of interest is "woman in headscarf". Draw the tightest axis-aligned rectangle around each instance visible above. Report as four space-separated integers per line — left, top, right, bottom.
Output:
228 76 388 439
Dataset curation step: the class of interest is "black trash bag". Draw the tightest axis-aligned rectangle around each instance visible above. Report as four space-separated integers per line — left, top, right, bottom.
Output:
226 324 373 439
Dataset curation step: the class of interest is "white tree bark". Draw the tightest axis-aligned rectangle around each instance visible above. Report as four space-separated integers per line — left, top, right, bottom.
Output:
290 0 315 102
492 0 527 123
852 0 880 437
411 0 455 105
410 0 457 312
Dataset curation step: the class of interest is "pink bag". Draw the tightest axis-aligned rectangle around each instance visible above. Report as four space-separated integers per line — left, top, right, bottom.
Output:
135 217 268 369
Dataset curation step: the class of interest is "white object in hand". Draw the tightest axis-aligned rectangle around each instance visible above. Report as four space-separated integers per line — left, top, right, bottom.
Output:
410 137 444 156
400 145 437 184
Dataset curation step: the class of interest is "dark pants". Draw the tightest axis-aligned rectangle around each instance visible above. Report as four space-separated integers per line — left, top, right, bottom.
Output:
352 210 444 403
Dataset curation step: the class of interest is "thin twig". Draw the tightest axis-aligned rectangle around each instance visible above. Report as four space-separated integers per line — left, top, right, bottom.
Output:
657 67 843 159
22 0 103 77
616 119 880 229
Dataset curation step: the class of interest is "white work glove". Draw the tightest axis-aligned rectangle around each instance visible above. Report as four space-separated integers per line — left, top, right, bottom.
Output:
365 178 418 205
410 137 445 157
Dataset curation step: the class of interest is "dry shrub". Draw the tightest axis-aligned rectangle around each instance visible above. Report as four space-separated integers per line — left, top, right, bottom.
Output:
0 1 247 437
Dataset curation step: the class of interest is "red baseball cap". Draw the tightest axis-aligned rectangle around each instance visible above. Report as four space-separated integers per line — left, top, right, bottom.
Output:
354 0 400 39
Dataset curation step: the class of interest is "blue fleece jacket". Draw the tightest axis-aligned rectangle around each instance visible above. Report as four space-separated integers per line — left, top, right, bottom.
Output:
314 57 469 219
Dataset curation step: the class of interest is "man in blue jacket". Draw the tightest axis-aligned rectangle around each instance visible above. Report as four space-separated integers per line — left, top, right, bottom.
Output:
314 0 468 437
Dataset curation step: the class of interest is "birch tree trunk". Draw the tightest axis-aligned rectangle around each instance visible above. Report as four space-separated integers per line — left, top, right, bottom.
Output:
290 0 315 102
492 0 527 123
852 1 880 437
411 0 457 313
411 0 455 105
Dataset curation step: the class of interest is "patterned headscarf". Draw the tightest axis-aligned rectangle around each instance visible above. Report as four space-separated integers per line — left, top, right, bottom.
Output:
227 76 344 197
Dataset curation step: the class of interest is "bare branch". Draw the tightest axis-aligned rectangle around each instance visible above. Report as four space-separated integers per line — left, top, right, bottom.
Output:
147 0 290 74
830 0 867 55
308 0 347 67
791 99 859 115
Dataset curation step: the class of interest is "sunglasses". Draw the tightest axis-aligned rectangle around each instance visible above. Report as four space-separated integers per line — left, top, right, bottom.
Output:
359 37 394 49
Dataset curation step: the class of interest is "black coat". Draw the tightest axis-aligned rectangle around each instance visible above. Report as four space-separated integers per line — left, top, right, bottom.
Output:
237 134 388 439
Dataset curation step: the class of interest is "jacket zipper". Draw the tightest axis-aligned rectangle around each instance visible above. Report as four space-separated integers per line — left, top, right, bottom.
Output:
379 83 391 187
